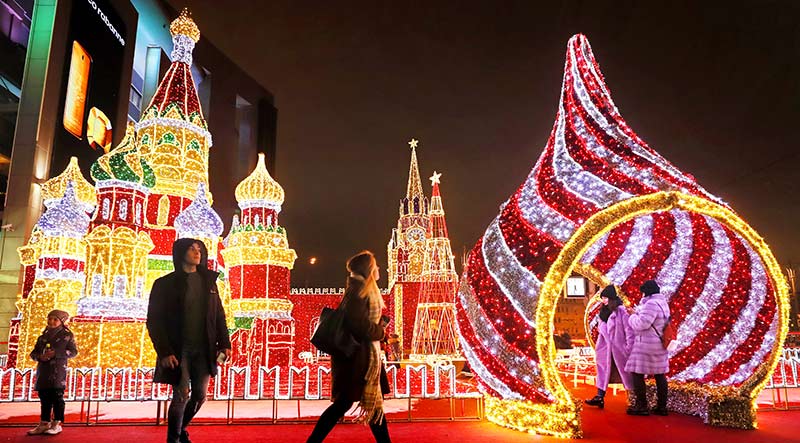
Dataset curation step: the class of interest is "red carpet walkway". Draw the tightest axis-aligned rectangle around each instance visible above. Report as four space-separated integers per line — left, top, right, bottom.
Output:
1 408 797 443
1 386 797 442
0 412 797 443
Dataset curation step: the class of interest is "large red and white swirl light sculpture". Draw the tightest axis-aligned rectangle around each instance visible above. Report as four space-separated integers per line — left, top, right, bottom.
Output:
456 34 789 438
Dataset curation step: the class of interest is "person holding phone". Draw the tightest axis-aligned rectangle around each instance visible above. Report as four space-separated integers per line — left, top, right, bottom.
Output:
27 310 78 435
307 251 392 443
585 285 634 409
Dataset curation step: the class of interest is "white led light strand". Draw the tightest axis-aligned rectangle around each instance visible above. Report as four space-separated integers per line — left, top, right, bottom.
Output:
95 179 152 195
670 216 733 356
604 215 654 285
76 297 149 319
552 81 633 208
721 311 779 386
679 237 767 382
174 183 224 238
35 268 85 282
656 210 693 298
451 339 524 400
35 181 90 239
580 231 608 265
171 34 195 65
456 277 541 383
518 167 577 243
481 218 540 326
238 199 282 212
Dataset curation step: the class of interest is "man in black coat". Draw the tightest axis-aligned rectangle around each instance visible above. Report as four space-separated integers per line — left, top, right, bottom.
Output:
147 238 231 443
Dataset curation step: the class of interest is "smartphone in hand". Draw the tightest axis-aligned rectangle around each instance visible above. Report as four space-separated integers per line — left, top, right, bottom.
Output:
379 315 391 327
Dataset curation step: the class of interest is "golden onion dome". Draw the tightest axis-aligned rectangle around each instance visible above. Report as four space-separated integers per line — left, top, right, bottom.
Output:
169 8 200 43
235 153 284 209
41 157 96 211
90 122 156 189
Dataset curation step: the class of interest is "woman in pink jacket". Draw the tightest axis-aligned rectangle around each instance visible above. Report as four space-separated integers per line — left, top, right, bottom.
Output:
625 280 670 416
585 285 634 409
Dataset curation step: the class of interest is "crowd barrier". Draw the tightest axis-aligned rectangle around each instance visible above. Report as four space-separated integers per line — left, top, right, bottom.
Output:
0 362 483 425
762 347 800 410
2 347 797 424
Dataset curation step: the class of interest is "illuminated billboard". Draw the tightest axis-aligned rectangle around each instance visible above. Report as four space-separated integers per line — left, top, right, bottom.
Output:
63 41 92 139
50 0 129 177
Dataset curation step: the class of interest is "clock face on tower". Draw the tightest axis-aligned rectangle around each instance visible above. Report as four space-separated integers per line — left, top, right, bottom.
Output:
406 227 425 244
566 276 586 297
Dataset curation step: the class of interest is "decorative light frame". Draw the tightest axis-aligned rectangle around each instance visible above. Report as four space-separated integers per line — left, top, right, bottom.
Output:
486 191 789 437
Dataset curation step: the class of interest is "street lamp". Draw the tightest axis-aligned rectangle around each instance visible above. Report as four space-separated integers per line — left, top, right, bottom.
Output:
305 256 318 288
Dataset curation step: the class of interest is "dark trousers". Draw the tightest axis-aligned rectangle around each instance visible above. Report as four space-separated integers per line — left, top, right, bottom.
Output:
307 397 391 443
167 349 211 443
38 388 65 422
631 373 668 409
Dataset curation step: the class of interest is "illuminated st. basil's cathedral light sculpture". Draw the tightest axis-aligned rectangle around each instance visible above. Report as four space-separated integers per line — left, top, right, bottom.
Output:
6 9 296 371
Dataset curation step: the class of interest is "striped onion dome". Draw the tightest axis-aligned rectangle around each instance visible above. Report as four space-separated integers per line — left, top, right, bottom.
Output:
456 34 786 436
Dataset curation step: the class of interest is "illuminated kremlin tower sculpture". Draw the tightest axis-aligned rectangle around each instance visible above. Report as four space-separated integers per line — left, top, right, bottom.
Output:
409 172 461 362
387 139 431 356
222 153 297 370
388 139 430 285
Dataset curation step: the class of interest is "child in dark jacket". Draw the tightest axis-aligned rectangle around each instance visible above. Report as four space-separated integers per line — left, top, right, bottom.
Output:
27 309 78 435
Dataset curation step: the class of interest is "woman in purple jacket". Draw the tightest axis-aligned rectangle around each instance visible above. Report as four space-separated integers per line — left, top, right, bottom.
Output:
585 285 634 409
625 280 670 416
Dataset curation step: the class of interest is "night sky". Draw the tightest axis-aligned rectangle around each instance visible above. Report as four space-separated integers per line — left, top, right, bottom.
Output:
168 0 800 287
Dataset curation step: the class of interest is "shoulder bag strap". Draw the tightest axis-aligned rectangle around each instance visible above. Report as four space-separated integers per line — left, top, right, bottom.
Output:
650 301 669 337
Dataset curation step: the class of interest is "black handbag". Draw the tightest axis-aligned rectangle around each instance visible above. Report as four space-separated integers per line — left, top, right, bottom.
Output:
310 304 359 358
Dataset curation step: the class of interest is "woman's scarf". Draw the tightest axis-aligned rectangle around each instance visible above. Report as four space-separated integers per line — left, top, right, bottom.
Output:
351 275 385 425
41 325 65 341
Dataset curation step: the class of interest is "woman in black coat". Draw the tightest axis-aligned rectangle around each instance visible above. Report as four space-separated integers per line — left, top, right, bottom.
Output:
307 251 391 443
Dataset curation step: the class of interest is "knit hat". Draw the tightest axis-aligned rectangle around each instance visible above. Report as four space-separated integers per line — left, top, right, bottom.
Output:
47 309 69 323
600 285 620 302
640 280 660 296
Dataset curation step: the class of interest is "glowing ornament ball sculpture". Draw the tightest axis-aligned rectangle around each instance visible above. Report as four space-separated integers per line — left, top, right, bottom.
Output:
455 34 789 437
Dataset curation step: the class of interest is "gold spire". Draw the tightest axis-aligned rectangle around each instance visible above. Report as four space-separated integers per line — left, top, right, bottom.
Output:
406 139 424 199
41 157 96 210
170 8 200 43
235 153 285 206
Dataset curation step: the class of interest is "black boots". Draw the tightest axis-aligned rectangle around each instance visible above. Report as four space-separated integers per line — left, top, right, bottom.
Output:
584 395 605 409
626 406 650 416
